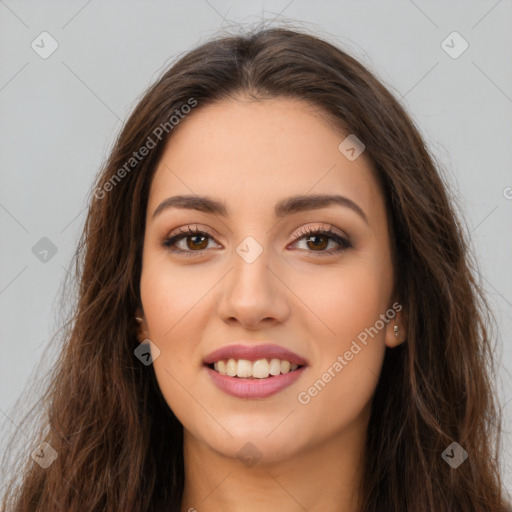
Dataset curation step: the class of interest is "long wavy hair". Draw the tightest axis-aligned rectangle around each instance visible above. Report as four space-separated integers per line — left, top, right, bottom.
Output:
1 24 510 512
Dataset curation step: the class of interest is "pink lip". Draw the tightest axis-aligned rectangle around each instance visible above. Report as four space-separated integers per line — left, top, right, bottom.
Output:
203 343 308 366
205 365 307 399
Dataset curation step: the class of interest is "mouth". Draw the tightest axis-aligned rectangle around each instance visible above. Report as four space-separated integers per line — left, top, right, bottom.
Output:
205 358 305 379
204 360 307 399
203 343 308 398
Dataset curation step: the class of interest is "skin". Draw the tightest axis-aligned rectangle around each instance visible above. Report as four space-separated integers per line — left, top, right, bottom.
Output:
135 96 406 512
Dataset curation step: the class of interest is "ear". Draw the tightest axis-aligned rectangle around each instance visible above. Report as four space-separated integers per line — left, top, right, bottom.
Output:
134 307 149 343
385 307 406 349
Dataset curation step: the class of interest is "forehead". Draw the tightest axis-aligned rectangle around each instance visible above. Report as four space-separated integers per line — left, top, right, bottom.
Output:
147 97 384 224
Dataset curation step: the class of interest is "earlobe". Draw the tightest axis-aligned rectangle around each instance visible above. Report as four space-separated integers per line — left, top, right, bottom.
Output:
134 308 148 343
385 310 406 348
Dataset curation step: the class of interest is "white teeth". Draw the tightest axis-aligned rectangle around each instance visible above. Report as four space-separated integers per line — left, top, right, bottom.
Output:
212 358 302 378
236 359 253 378
226 358 237 377
252 359 270 379
269 358 281 375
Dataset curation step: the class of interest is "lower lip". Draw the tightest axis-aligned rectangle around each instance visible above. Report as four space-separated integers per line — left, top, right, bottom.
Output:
205 365 306 399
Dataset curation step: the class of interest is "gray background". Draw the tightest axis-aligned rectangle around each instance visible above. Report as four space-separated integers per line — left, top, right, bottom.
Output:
1 0 511 493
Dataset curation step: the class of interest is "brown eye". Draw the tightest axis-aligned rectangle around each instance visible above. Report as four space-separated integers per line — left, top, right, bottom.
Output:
185 233 209 250
161 226 218 257
292 227 352 256
304 234 329 251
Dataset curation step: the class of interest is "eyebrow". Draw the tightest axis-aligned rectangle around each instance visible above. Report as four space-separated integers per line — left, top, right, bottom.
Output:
152 193 368 224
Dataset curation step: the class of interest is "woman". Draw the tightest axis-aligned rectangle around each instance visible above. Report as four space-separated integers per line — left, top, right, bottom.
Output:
2 25 510 512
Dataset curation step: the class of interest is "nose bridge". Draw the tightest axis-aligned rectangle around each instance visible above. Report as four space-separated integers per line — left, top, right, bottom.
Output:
217 234 289 326
231 236 274 301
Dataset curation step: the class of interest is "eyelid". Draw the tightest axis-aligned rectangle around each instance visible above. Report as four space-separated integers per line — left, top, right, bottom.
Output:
167 224 219 240
289 222 346 242
167 223 346 242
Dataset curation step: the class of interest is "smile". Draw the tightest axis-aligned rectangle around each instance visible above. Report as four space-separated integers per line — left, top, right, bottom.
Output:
209 358 302 379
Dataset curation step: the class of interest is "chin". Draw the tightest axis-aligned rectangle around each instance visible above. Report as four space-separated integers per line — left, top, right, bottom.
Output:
200 426 302 466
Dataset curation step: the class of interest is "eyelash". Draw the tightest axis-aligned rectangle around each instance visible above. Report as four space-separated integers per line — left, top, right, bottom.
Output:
161 224 352 258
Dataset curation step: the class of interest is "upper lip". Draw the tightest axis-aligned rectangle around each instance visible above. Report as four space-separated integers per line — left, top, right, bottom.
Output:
203 343 308 366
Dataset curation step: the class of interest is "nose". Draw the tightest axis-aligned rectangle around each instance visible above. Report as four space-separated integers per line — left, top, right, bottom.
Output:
216 247 290 330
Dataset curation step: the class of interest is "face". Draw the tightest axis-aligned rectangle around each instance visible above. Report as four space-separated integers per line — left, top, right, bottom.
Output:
136 96 404 465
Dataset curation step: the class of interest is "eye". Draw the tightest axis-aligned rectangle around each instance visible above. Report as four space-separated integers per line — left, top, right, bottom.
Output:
161 224 352 257
290 225 352 256
161 225 219 257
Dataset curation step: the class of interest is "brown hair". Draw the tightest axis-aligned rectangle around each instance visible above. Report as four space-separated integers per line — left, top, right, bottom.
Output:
1 24 510 512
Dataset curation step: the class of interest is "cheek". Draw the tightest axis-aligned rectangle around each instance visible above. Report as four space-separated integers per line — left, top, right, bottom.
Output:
291 254 391 344
139 254 210 408
140 252 213 347
140 284 206 434
291 256 390 417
